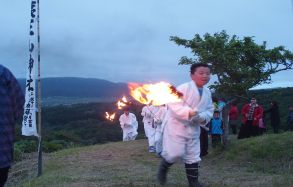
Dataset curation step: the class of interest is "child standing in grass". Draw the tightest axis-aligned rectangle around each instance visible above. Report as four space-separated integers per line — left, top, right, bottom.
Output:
157 63 214 187
209 111 224 148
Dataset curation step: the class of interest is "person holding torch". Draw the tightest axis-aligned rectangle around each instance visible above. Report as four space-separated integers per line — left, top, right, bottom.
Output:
119 107 138 141
157 63 214 187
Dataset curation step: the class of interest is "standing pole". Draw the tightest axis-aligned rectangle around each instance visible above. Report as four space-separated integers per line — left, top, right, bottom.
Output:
37 0 42 177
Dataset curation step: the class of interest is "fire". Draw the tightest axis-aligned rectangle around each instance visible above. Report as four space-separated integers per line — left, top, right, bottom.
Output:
128 82 183 106
105 112 116 121
105 96 132 122
117 96 131 109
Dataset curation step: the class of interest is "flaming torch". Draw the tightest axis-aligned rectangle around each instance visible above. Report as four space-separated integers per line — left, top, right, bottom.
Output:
105 96 132 122
105 112 116 122
128 81 183 106
117 96 132 109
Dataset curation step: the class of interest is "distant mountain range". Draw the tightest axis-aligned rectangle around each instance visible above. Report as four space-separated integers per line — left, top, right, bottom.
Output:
18 77 129 100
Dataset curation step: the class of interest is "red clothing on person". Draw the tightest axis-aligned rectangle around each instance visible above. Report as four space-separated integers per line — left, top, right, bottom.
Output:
229 105 239 120
241 103 263 126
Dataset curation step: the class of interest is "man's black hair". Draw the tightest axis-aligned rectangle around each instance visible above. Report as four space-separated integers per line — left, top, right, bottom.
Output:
190 63 210 74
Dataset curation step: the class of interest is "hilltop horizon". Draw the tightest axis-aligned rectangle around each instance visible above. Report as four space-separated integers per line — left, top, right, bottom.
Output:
18 76 293 90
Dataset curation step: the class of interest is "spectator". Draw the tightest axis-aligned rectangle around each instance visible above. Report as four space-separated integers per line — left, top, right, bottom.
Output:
265 101 280 134
228 102 239 134
209 111 224 148
238 98 263 139
0 64 24 187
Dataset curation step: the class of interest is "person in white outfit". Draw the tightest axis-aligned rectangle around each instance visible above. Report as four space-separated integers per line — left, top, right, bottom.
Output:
153 104 167 156
157 63 214 187
141 105 152 138
141 105 158 152
119 107 138 141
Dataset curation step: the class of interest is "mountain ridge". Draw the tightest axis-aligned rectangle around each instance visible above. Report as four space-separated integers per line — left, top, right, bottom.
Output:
18 77 129 99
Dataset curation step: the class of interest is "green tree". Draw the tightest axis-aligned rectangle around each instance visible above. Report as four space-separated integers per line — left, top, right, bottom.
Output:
170 30 293 96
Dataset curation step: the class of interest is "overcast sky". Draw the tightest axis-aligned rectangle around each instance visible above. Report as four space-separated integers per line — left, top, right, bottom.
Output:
0 0 293 88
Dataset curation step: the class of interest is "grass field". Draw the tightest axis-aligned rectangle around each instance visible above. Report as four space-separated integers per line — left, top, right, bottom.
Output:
6 132 293 187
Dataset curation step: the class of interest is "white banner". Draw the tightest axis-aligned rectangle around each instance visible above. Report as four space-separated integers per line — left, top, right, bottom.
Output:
22 0 38 136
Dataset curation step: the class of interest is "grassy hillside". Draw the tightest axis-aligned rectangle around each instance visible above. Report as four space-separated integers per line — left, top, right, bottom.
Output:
14 102 145 155
7 132 293 187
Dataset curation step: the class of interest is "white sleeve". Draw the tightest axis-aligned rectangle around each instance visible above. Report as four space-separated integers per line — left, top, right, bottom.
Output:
167 84 194 121
119 115 124 128
198 91 214 125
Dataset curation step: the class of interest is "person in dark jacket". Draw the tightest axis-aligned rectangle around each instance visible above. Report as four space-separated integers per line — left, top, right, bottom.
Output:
265 101 280 134
0 65 24 187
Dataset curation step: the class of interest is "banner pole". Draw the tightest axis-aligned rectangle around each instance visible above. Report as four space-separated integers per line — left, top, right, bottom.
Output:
36 0 42 177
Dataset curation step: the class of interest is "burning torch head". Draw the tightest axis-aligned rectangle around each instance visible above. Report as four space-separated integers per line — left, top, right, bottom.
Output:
128 81 183 106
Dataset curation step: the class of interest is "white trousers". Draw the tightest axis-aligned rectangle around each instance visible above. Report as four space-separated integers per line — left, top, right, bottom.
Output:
161 126 201 164
147 126 156 147
143 122 151 138
123 130 137 141
154 124 163 154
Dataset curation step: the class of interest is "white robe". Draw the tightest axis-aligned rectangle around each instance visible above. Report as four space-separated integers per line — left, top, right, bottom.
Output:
141 105 153 138
154 105 167 154
119 113 138 141
141 105 158 147
161 81 214 164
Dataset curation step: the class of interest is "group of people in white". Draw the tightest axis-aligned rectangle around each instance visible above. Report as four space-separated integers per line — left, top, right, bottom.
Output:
141 104 167 155
119 104 167 156
119 63 214 187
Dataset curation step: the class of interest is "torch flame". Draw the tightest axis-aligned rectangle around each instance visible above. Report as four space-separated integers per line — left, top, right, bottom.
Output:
117 96 130 109
105 112 116 121
128 81 182 106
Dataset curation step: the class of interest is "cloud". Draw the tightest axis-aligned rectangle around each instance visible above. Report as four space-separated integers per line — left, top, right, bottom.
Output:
0 0 292 88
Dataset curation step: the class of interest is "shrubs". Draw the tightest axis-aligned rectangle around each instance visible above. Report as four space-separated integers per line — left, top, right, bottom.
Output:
14 139 73 161
14 140 37 153
14 140 37 161
43 140 67 152
218 132 293 174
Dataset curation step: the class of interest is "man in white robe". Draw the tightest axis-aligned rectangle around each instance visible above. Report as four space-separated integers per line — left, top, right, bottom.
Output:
154 105 167 156
141 105 158 152
119 107 138 141
141 105 152 138
157 63 214 187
